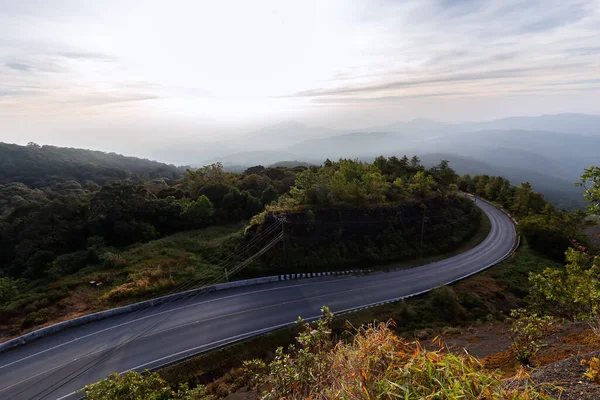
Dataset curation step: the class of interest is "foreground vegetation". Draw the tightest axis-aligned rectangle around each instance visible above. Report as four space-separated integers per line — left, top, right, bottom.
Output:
81 166 600 399
83 308 550 400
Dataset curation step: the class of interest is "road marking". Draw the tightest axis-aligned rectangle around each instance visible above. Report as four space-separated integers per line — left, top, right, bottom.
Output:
1 202 508 376
1 221 501 372
0 230 513 396
39 217 516 400
0 201 515 399
0 276 357 370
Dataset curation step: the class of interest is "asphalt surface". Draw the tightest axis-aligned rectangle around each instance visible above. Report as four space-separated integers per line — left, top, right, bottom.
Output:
0 199 515 400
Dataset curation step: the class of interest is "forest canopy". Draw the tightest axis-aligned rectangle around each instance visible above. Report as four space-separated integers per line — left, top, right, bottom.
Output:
0 143 590 285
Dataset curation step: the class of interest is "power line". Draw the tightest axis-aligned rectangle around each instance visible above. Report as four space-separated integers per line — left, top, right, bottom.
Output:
31 230 284 400
14 221 284 400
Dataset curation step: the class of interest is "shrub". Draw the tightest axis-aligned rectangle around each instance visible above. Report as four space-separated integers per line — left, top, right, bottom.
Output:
49 250 96 277
529 247 600 334
0 277 18 306
509 309 554 366
100 252 127 268
81 370 214 400
429 286 468 324
256 308 550 399
582 357 600 384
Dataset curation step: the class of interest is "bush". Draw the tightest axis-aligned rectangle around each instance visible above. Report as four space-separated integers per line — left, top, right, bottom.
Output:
529 247 600 334
429 286 468 324
100 252 127 268
0 277 18 306
509 309 554 366
582 357 600 384
255 308 550 400
49 250 97 277
81 370 214 400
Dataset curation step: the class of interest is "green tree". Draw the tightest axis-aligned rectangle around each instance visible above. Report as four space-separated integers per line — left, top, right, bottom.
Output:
0 277 18 306
409 171 437 198
181 162 232 198
392 178 409 199
181 195 215 223
578 166 600 216
512 182 534 215
410 155 420 168
497 180 513 208
529 247 600 333
484 176 503 201
457 174 475 193
432 160 458 189
474 175 489 197
260 185 279 205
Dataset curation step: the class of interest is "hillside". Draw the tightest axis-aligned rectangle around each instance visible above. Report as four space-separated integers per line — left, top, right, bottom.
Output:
364 113 600 136
0 142 185 187
0 157 485 336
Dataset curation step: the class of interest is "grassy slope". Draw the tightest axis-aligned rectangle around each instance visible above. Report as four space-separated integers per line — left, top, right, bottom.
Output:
1 203 488 339
0 223 245 338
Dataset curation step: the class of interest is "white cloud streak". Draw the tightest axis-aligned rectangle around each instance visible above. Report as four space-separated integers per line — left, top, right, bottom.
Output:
0 0 598 149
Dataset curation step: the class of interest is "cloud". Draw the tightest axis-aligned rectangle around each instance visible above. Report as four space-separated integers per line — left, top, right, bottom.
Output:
0 87 39 96
312 92 469 104
58 51 117 62
0 0 599 136
283 0 600 105
75 93 161 106
289 64 588 97
5 62 32 71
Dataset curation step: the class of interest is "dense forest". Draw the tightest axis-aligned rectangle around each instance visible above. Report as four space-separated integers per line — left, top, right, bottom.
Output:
0 143 594 336
0 142 184 187
0 143 590 283
0 151 468 281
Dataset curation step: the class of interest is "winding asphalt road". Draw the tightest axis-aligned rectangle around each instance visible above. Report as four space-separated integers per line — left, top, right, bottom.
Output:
0 199 515 400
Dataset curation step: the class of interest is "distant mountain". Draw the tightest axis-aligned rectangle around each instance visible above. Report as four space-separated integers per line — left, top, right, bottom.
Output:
269 160 315 168
157 113 600 208
365 118 451 135
207 150 300 166
182 113 600 165
289 132 401 160
363 113 600 136
231 121 340 151
418 153 584 209
0 142 185 188
207 124 597 208
459 113 600 136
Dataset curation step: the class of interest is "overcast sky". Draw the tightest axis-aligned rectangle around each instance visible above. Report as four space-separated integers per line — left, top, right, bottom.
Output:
1 0 599 155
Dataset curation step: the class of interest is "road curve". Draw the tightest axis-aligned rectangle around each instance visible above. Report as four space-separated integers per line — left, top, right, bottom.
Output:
0 199 516 400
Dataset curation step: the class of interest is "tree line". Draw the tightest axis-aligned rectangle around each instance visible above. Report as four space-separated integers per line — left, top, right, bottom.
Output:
458 174 590 260
0 162 301 280
0 146 592 287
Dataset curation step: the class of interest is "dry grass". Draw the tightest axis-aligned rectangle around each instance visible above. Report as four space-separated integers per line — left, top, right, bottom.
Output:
251 315 551 400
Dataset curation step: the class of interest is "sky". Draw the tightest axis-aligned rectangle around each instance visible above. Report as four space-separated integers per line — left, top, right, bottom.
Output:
1 0 600 156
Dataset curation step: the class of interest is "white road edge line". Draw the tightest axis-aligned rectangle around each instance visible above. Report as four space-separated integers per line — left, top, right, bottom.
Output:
55 220 517 400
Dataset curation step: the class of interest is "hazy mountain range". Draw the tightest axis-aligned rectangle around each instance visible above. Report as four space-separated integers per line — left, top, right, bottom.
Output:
200 113 600 209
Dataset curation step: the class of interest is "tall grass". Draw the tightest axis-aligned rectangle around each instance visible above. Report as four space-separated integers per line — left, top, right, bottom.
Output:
250 309 550 399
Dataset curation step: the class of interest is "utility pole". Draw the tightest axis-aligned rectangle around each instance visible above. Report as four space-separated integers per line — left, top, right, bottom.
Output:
282 219 286 264
420 216 429 248
419 204 428 253
224 268 228 282
276 215 288 269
